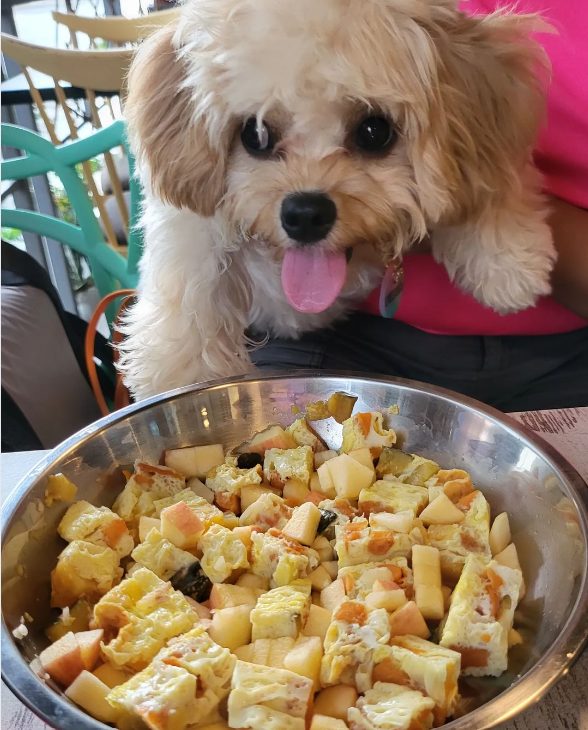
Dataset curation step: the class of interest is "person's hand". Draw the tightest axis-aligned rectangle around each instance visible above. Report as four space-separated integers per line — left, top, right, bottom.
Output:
549 195 588 318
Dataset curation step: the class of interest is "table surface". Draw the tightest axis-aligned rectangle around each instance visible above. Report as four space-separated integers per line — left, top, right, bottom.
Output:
2 407 588 730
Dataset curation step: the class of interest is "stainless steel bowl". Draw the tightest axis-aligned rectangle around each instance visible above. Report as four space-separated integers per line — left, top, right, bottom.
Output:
2 373 587 729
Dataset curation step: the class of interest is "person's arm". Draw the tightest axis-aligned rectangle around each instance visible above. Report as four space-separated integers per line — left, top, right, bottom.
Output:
548 196 588 318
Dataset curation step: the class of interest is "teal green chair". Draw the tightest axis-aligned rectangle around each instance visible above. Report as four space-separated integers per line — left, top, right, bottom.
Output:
1 120 142 327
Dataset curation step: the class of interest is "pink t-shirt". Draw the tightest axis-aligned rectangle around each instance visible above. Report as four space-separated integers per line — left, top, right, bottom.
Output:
365 0 588 335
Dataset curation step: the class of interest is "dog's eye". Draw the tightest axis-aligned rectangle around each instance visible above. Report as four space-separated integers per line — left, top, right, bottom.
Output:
241 117 274 155
354 116 397 153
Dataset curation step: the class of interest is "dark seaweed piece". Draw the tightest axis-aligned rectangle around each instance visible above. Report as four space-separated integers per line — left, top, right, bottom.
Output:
317 508 337 534
236 452 263 469
170 561 213 602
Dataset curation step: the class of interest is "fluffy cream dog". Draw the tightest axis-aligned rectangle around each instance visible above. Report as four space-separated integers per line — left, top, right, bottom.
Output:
119 0 555 400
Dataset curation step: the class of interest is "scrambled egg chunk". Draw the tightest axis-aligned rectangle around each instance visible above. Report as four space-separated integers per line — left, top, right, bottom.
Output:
250 582 311 640
321 601 390 692
199 524 249 582
264 446 313 488
427 491 491 583
51 540 121 608
58 500 134 558
335 518 413 568
373 637 461 721
113 462 186 529
206 459 262 495
107 626 235 730
228 660 313 730
93 568 198 671
348 681 435 730
131 528 196 581
439 555 522 677
250 529 319 587
339 559 413 600
358 480 429 518
341 412 396 455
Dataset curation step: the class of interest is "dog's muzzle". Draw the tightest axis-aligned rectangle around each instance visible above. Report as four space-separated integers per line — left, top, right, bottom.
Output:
280 192 337 244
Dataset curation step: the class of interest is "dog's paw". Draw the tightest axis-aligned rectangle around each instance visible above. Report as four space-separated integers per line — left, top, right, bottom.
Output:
435 215 556 314
466 262 552 314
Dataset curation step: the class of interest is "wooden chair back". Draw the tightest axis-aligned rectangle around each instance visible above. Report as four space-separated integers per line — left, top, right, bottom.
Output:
51 8 179 48
1 32 134 252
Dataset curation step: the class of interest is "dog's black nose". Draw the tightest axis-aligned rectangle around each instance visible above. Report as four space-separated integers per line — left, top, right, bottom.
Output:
280 192 337 244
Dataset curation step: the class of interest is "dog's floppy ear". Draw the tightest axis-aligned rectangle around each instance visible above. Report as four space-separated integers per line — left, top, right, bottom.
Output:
419 10 549 223
125 25 228 216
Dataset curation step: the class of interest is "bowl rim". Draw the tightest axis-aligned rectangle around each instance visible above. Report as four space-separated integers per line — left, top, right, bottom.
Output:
2 370 587 730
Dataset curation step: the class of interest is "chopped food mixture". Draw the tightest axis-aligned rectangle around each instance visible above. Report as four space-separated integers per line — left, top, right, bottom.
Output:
29 399 525 729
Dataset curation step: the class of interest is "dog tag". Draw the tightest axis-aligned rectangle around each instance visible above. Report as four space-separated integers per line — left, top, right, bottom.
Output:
379 260 404 318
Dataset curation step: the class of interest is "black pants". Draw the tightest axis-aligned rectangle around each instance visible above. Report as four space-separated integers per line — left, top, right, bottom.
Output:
250 314 588 412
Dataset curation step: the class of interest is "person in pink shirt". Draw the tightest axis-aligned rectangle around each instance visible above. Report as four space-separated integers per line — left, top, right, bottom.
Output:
253 0 588 411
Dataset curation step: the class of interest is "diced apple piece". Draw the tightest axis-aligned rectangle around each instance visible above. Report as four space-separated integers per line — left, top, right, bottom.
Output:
236 572 270 591
309 564 333 591
240 485 280 511
314 450 338 469
283 479 310 506
187 598 212 620
348 448 374 472
233 525 256 551
441 585 452 611
39 632 84 687
208 604 252 651
284 636 323 690
317 462 336 498
75 629 103 671
326 454 375 500
268 636 296 668
494 542 521 570
368 510 414 533
214 491 240 513
234 644 253 662
138 516 161 542
365 589 407 613
92 663 130 689
44 473 77 506
46 600 91 643
251 638 272 665
312 535 335 562
65 670 118 724
314 685 358 722
311 715 348 730
321 578 346 612
209 583 258 609
237 425 298 456
164 443 224 478
322 561 339 580
187 476 215 503
489 512 511 556
412 545 444 621
420 493 465 525
282 502 321 546
160 501 204 550
494 543 525 597
389 600 430 638
303 604 332 642
508 628 523 647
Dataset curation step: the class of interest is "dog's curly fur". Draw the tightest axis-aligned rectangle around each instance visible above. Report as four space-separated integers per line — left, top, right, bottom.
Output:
119 0 555 400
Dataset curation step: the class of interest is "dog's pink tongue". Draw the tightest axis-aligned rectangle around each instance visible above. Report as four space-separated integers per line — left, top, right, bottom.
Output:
281 248 347 314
